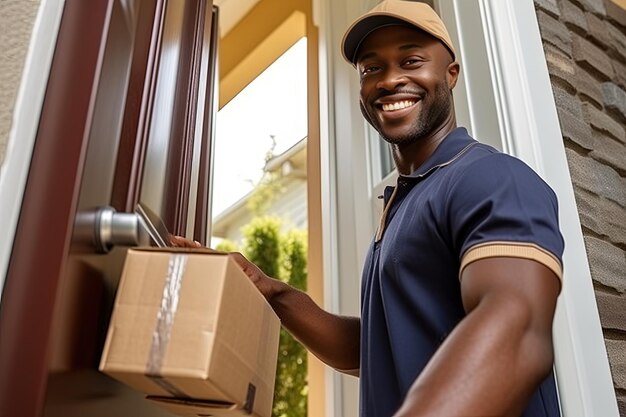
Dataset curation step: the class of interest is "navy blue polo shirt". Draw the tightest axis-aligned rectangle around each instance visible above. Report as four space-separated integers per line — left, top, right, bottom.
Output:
360 127 564 417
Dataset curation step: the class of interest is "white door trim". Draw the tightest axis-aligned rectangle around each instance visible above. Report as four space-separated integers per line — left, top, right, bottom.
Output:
0 0 66 303
468 0 619 415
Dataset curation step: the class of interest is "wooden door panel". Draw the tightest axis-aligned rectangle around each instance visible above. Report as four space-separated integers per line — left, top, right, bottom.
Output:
138 0 216 239
111 0 166 213
0 0 218 415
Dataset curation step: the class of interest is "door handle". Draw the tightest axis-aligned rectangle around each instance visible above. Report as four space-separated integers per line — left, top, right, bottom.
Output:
74 206 151 253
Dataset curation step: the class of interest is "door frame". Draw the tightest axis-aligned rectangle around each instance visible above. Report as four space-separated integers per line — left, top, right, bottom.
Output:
0 0 115 415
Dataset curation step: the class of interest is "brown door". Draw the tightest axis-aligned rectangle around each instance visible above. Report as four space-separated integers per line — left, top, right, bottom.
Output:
0 0 218 416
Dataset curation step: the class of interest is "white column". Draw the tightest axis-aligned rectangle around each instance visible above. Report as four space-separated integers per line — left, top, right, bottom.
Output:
315 0 381 416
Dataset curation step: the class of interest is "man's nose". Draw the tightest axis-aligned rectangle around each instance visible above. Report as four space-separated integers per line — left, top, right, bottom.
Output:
376 68 409 91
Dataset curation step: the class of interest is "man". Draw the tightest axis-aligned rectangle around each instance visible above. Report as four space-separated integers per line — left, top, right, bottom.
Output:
197 1 564 416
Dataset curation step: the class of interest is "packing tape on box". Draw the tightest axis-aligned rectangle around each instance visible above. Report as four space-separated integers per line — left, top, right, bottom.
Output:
146 254 190 398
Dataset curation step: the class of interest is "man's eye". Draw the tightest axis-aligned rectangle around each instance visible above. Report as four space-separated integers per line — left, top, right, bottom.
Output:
361 66 380 75
403 58 422 66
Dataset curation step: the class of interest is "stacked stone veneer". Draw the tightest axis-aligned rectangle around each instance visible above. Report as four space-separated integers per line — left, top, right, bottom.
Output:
534 0 626 414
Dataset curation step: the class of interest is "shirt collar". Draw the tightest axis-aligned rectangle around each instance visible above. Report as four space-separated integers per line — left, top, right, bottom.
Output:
400 127 477 180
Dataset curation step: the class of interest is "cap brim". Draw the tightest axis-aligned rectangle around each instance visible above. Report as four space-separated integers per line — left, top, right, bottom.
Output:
342 15 415 65
341 12 456 66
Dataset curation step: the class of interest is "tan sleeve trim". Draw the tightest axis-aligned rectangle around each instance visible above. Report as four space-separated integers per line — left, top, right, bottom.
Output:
460 242 563 281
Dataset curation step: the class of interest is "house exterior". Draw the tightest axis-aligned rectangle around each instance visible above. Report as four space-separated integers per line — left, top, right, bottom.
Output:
0 0 624 416
211 138 308 244
535 0 626 414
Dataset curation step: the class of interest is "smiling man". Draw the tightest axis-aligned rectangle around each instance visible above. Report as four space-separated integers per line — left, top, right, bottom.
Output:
228 1 565 416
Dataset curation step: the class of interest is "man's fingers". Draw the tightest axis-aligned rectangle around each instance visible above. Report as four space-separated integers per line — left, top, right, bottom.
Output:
230 252 256 275
228 252 278 302
169 235 202 248
230 252 265 282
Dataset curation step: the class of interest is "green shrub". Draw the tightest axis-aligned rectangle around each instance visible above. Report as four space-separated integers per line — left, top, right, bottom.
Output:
242 217 282 278
273 229 307 417
241 217 308 417
215 238 238 253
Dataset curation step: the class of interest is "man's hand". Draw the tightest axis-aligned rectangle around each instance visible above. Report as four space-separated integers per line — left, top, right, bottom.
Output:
229 252 286 304
168 236 284 303
168 236 361 374
229 252 360 375
169 235 202 248
168 237 284 305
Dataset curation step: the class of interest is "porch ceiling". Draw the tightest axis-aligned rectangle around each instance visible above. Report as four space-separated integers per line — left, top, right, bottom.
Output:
213 0 262 37
215 0 309 108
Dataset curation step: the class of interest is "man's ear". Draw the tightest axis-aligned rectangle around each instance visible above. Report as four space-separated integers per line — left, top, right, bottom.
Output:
447 61 460 90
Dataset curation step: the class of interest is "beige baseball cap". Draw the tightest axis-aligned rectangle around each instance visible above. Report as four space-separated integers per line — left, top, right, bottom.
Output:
341 0 456 65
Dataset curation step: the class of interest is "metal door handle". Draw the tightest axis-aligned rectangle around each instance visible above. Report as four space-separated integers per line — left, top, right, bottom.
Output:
73 206 150 253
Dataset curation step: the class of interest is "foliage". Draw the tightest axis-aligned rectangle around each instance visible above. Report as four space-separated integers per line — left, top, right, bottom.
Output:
241 217 308 417
281 230 307 291
242 216 282 277
246 172 286 216
214 238 238 253
273 229 308 417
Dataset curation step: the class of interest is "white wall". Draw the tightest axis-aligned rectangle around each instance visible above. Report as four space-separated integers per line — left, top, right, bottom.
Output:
0 0 65 301
0 0 41 166
215 178 308 244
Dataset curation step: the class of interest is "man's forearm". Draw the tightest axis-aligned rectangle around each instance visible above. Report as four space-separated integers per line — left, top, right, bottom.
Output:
270 280 361 372
394 296 554 417
230 252 360 372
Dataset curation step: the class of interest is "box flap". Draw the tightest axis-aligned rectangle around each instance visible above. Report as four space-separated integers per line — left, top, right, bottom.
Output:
147 396 236 409
130 247 229 255
147 396 259 417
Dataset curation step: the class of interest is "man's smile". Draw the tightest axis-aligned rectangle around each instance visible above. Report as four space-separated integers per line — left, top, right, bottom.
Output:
380 100 417 112
373 93 424 119
371 95 423 122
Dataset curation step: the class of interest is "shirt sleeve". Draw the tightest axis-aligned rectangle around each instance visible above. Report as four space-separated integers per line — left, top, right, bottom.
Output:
446 153 564 280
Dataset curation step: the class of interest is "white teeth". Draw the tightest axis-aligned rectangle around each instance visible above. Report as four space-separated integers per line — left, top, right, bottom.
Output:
382 100 416 112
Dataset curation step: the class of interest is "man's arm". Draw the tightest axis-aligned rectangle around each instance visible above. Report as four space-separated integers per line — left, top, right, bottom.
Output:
230 252 360 375
394 257 560 417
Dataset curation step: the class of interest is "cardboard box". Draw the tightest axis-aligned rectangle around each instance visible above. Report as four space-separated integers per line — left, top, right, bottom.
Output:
99 248 280 417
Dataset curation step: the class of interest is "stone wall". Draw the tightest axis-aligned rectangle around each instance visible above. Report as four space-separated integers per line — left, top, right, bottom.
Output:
0 0 41 166
534 0 626 414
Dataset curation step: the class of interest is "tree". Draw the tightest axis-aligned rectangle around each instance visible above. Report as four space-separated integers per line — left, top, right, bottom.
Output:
246 172 286 216
236 217 308 417
242 217 282 278
273 229 308 417
215 238 238 253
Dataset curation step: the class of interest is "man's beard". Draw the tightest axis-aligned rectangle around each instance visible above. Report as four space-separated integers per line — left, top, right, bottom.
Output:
365 81 452 145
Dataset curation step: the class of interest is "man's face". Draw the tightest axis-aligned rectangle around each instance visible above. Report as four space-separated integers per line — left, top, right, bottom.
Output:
356 25 458 145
